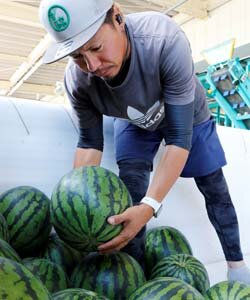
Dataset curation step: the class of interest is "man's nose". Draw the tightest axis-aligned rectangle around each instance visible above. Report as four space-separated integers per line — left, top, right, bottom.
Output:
84 53 101 73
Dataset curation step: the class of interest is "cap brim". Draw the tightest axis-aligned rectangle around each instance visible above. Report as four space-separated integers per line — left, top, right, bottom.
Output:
42 14 106 64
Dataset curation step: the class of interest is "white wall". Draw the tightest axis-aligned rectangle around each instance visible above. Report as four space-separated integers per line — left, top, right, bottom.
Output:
180 0 250 62
0 97 117 197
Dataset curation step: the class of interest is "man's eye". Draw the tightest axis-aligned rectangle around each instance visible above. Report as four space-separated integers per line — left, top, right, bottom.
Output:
92 46 102 51
69 53 82 59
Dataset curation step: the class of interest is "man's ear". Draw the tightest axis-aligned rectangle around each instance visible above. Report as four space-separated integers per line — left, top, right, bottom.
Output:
115 14 123 25
112 3 123 23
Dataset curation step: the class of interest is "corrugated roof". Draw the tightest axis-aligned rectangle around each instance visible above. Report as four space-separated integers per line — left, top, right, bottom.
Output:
0 0 226 103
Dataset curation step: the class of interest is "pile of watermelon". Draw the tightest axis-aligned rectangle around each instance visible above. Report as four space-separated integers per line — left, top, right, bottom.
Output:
0 166 248 299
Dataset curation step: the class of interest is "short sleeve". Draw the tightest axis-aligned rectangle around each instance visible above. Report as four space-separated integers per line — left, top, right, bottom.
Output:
64 72 104 150
64 76 102 130
160 30 196 105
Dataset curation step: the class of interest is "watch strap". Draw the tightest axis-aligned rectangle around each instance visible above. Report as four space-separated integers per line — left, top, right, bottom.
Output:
140 196 162 218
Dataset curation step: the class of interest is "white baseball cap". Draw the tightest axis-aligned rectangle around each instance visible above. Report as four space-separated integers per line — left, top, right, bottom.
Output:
39 0 113 64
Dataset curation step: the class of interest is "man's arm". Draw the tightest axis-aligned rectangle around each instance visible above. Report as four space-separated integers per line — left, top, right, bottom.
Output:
74 148 102 168
64 65 104 169
146 145 189 202
142 101 194 204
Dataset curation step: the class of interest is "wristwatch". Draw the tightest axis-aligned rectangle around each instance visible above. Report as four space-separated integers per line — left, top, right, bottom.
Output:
140 196 163 218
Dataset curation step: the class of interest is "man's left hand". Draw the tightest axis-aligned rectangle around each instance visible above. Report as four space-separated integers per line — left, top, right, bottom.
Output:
98 204 154 254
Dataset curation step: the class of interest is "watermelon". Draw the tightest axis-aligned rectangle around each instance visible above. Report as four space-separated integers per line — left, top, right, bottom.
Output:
204 280 250 299
0 186 51 255
51 166 132 251
145 226 193 276
129 277 204 300
0 257 51 300
71 252 146 300
52 288 110 299
0 238 21 262
150 254 210 294
0 212 9 242
22 257 37 264
23 258 69 294
41 232 84 276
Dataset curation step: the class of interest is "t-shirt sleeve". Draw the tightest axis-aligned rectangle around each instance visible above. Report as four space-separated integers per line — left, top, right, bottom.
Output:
64 74 104 151
160 30 195 150
160 30 196 105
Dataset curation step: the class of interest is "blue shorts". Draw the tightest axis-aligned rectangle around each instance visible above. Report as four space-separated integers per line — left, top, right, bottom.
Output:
114 117 226 178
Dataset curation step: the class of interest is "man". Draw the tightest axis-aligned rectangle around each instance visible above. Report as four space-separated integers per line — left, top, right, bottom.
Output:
39 0 250 282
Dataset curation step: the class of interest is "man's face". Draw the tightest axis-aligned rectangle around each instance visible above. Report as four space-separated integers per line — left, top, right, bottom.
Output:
70 22 128 80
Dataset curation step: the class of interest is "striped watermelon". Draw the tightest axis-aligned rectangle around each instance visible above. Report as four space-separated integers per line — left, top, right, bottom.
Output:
204 281 250 299
41 232 84 275
0 238 21 262
150 254 210 294
52 288 110 299
0 186 51 255
129 277 204 300
51 166 132 251
145 226 193 276
23 258 69 294
0 257 51 300
71 252 146 300
0 212 9 242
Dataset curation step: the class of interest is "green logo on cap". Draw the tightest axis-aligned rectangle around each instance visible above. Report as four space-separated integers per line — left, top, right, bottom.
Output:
48 5 70 32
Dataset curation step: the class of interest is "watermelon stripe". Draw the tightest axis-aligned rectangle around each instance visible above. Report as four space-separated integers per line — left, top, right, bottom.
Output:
0 257 51 300
13 262 44 299
10 197 44 246
129 277 204 300
65 191 88 236
51 196 83 239
60 179 87 235
26 209 50 245
89 168 108 236
42 232 83 276
205 281 250 299
150 254 210 294
145 226 193 277
70 169 89 234
84 168 96 236
0 188 29 216
0 186 51 254
91 169 123 239
0 238 21 262
10 193 43 238
71 252 145 300
1 190 32 226
52 288 109 299
125 254 143 290
24 258 68 294
51 182 88 242
14 206 51 253
0 213 9 242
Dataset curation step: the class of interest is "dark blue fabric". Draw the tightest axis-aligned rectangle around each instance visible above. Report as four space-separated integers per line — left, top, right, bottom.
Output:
114 117 226 178
163 102 194 151
77 120 103 151
118 159 151 269
195 168 243 261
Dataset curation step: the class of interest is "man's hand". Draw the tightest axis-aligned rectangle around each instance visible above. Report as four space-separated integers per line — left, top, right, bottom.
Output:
98 204 154 254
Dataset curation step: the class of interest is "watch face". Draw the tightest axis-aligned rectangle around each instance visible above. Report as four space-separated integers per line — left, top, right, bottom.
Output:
154 204 163 218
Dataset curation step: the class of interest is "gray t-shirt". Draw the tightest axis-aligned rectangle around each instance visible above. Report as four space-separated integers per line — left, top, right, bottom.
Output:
65 11 210 133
